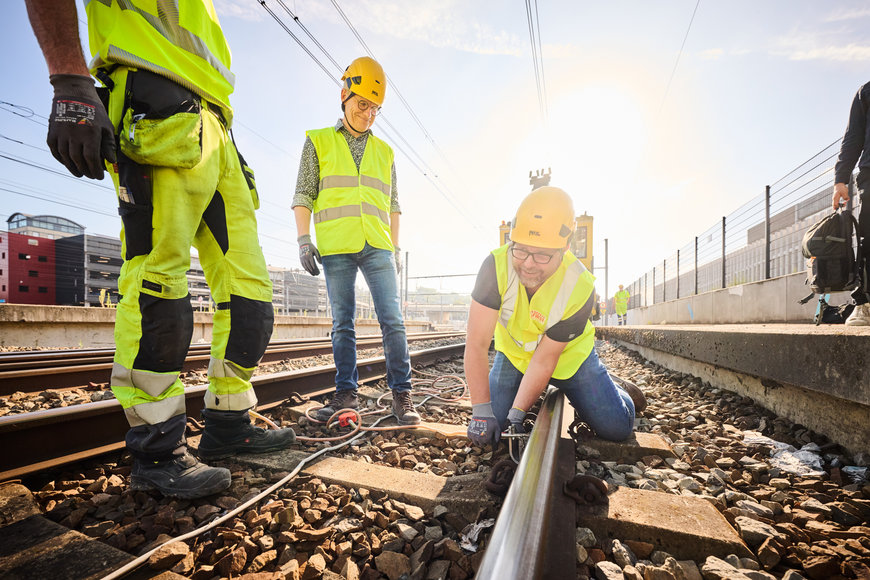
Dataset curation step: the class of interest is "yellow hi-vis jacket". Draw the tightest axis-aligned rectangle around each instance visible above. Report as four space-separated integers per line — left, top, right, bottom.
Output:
85 0 235 120
615 290 630 315
493 244 596 379
308 127 394 256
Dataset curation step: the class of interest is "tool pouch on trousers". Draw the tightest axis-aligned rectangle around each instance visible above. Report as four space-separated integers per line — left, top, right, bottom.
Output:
120 70 202 168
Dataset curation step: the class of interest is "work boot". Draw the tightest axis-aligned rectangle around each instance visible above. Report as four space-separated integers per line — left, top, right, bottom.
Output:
392 390 421 425
846 303 870 326
315 389 360 422
198 408 296 460
130 452 231 499
614 377 647 414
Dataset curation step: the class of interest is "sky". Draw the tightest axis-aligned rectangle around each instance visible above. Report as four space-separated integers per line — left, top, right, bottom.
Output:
2 0 869 298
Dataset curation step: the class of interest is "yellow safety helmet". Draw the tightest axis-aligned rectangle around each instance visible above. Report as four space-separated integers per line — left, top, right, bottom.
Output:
342 57 387 107
510 186 575 249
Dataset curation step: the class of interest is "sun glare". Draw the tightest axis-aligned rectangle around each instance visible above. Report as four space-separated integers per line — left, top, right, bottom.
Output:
549 86 647 193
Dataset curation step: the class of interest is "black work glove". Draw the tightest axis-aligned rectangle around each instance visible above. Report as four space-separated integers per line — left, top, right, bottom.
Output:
467 402 501 447
47 74 116 180
507 407 526 434
298 234 322 276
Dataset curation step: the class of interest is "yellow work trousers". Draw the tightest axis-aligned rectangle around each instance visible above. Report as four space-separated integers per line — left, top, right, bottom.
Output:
103 68 273 458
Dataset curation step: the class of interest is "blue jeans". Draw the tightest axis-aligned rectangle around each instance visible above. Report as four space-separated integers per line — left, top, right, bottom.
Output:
488 349 635 441
321 243 411 393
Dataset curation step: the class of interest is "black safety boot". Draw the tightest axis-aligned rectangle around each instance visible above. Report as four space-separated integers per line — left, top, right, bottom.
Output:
198 408 296 460
392 390 421 425
614 377 647 414
130 452 231 499
315 389 360 422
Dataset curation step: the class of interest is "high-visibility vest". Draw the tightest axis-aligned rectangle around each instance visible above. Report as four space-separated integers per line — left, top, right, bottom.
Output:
308 127 394 256
615 290 630 314
85 0 235 117
493 244 596 379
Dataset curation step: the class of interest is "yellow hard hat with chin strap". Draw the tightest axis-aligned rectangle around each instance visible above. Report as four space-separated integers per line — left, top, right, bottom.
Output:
510 186 576 249
342 57 386 107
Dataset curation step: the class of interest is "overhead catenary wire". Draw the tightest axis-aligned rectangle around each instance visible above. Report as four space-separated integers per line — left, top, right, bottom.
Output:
659 0 701 115
327 0 455 173
524 0 548 127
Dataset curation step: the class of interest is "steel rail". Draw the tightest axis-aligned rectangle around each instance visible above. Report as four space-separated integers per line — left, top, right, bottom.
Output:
475 387 577 579
0 343 464 481
0 331 465 394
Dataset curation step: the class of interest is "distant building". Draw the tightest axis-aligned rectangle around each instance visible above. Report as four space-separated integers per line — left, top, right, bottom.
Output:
3 211 327 311
0 231 56 304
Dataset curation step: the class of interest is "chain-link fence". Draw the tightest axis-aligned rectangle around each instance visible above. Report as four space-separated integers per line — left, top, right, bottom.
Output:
626 138 858 310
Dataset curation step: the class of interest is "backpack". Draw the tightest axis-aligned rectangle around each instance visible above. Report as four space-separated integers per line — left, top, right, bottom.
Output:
800 209 860 295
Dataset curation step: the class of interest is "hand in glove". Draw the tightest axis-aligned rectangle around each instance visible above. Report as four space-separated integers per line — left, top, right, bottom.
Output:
394 247 403 274
47 74 116 180
298 234 322 276
507 406 526 434
467 402 501 446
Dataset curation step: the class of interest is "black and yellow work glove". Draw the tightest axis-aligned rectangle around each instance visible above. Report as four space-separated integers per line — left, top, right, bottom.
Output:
394 247 402 275
467 402 500 447
47 74 116 180
298 234 322 276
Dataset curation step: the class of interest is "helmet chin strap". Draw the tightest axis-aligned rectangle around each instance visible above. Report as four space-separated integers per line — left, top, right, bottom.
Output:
343 110 366 135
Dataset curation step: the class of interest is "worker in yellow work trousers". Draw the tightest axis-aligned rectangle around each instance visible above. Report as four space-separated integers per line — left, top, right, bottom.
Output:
465 187 646 447
615 284 630 325
26 0 295 500
292 57 420 426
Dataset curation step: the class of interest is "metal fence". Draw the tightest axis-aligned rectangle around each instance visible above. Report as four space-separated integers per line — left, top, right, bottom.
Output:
626 139 858 309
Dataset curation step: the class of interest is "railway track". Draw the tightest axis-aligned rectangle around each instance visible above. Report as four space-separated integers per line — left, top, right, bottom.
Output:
0 342 867 579
0 331 464 394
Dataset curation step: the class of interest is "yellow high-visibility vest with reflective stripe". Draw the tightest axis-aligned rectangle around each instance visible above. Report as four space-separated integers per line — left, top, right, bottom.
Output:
85 0 235 120
615 290 630 314
493 244 596 379
308 127 394 256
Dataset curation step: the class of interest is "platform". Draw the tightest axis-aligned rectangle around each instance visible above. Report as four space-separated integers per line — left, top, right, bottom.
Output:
597 324 870 455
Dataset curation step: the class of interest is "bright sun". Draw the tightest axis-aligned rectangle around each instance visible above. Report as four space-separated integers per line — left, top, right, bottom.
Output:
521 85 647 195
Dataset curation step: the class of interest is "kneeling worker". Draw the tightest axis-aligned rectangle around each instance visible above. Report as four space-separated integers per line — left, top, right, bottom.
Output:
465 187 645 446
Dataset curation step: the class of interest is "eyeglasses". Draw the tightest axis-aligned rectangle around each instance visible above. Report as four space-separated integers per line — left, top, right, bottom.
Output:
354 95 381 116
510 245 560 264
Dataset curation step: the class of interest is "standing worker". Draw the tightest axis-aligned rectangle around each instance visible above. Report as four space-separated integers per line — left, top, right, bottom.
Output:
614 284 630 326
464 187 645 447
832 81 870 326
25 0 296 499
292 57 420 425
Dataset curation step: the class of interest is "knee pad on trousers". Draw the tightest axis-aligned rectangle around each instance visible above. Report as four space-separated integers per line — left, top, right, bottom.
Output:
225 295 274 367
134 293 194 372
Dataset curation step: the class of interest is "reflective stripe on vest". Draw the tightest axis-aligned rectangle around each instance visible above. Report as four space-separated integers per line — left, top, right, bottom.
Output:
493 244 596 379
85 0 234 116
498 257 582 352
308 127 394 256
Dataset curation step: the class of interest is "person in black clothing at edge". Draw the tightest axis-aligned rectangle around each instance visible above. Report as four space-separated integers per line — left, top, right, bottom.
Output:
832 82 870 326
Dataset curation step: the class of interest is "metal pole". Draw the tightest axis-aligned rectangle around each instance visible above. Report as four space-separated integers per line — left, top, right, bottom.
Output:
604 238 616 325
652 267 656 305
764 185 771 280
721 216 726 289
644 272 647 307
403 251 409 319
694 236 699 295
662 259 667 302
676 249 680 299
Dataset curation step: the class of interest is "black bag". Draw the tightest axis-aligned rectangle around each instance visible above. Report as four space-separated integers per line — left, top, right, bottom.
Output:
801 209 860 294
815 299 855 324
